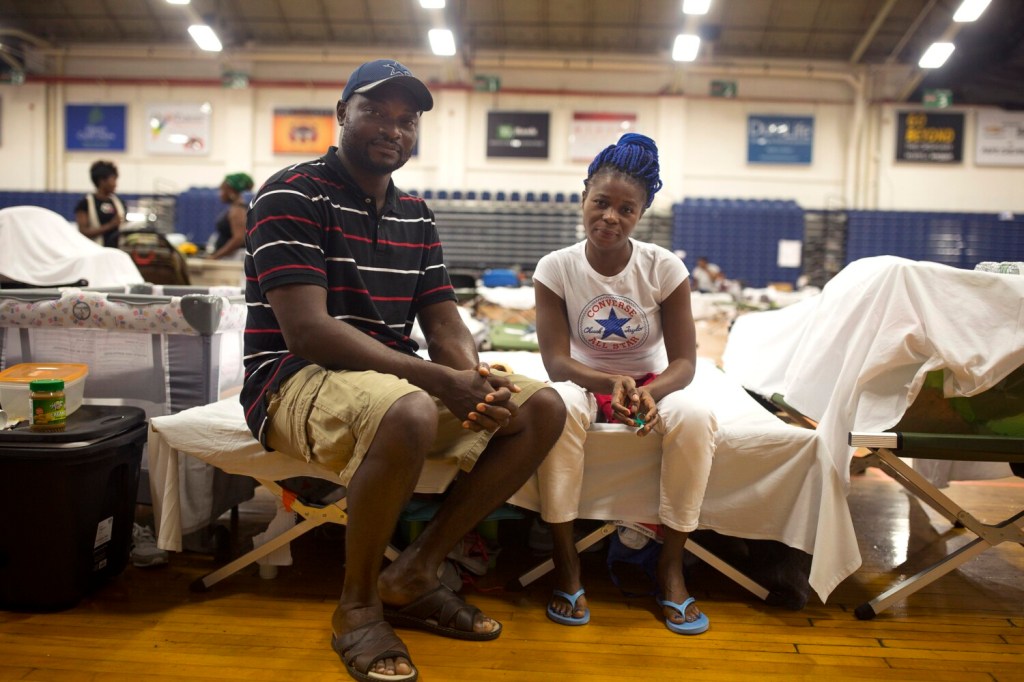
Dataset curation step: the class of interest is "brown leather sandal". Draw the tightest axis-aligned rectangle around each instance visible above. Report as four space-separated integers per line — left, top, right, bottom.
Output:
331 620 417 682
383 585 502 641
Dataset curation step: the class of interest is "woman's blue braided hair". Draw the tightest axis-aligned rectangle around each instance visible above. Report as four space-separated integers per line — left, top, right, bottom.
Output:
585 132 663 209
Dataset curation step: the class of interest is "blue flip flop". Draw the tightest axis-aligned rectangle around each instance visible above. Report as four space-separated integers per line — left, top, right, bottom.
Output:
546 588 590 626
658 596 709 635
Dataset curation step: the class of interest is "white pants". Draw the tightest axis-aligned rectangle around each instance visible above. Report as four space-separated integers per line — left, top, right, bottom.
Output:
538 381 717 532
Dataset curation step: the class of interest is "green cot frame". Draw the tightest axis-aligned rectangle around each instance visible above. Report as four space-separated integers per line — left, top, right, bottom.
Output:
768 392 1023 619
845 431 1023 619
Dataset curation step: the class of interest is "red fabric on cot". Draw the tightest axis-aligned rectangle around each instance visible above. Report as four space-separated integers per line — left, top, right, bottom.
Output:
594 373 657 423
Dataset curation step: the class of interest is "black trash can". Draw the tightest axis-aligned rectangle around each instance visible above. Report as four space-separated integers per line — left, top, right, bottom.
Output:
0 405 147 611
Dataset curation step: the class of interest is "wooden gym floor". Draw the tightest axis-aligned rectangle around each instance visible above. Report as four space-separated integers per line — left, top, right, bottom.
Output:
0 466 1020 681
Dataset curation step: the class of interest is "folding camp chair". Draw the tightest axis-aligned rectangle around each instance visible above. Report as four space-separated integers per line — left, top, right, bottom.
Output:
847 430 1024 619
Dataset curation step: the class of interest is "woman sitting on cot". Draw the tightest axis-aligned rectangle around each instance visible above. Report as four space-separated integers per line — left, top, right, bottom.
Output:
532 133 716 635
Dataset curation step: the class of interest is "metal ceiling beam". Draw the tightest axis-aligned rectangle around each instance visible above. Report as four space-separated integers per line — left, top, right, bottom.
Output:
885 0 939 64
849 0 900 63
316 0 337 43
0 29 53 49
888 0 982 101
897 19 965 101
97 0 128 42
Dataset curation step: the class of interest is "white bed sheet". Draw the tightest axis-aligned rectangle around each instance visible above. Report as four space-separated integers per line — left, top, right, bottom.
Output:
147 400 458 550
501 352 859 603
148 351 858 603
723 256 1024 489
0 206 144 287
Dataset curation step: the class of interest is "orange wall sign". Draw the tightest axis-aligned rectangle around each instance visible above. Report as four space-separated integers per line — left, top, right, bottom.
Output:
273 108 335 154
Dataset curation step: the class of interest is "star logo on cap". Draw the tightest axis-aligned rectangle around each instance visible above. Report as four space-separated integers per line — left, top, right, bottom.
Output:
384 62 411 76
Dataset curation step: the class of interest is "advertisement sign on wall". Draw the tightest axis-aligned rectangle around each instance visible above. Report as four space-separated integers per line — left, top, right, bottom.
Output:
975 109 1024 167
895 111 963 163
486 111 550 159
65 104 127 152
569 112 636 162
747 115 814 164
273 108 335 154
145 103 211 156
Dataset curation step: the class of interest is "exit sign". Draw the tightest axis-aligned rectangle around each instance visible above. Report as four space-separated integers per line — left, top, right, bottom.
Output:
923 89 953 108
711 80 737 98
474 75 501 92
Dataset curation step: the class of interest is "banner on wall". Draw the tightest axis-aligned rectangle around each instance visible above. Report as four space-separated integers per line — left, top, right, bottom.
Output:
145 103 211 155
273 108 335 154
569 112 637 162
975 109 1024 167
65 104 127 152
486 111 550 159
747 115 814 164
895 111 963 163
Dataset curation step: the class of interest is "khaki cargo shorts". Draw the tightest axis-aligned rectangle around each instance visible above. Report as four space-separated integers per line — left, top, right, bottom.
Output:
264 364 548 485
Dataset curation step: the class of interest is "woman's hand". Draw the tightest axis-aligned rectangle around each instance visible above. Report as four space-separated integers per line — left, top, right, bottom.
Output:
610 378 658 436
608 376 638 424
632 388 659 436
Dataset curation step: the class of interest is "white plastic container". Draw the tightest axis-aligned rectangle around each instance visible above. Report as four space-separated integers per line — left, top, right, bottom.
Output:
0 363 89 424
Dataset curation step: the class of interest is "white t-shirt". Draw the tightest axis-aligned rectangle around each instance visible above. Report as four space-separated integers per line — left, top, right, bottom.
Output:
533 239 689 377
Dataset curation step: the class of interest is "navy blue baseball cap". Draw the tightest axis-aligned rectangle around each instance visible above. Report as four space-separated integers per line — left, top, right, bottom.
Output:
341 59 434 112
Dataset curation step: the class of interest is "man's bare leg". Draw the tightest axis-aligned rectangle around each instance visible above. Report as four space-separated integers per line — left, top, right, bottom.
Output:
332 392 437 677
379 386 565 634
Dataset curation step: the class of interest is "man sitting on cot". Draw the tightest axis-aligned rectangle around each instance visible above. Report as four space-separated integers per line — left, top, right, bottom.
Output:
240 58 565 682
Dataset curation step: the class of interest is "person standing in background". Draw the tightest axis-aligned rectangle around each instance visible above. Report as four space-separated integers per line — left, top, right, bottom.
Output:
209 172 255 260
74 160 125 247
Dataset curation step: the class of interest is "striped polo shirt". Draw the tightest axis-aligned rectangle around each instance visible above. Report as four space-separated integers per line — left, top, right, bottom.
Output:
240 147 456 445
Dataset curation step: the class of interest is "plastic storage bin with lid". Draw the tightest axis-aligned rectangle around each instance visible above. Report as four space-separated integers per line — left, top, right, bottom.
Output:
0 363 88 426
0 405 146 611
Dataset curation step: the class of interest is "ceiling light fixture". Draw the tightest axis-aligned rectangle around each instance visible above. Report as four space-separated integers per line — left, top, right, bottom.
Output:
953 0 991 22
166 0 190 4
683 0 711 15
419 0 446 8
429 28 456 56
672 34 701 62
188 24 223 52
918 42 955 68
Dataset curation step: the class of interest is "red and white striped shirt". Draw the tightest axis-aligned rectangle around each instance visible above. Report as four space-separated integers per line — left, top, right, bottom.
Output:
240 147 455 445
